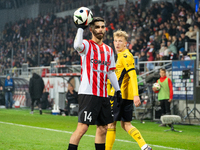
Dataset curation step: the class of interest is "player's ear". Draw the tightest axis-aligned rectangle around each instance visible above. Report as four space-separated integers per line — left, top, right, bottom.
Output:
89 27 92 32
124 41 127 47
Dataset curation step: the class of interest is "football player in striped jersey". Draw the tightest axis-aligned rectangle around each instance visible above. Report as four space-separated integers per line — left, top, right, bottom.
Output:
68 17 122 150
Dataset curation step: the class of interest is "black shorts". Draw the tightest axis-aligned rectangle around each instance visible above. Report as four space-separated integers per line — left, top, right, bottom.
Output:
110 96 133 122
78 94 113 125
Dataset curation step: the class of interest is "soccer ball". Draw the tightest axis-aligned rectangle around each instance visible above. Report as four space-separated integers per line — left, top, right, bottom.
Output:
73 7 93 26
153 83 161 91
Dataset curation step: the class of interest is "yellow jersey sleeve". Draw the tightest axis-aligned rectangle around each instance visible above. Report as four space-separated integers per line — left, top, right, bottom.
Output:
121 53 139 97
121 53 135 71
107 79 112 95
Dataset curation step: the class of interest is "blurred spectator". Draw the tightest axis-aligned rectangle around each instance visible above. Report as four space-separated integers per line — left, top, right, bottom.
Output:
4 74 15 108
185 26 196 42
172 36 178 49
29 73 45 115
65 83 78 115
0 81 3 105
0 81 2 90
194 24 200 39
65 56 72 65
186 15 193 25
139 51 147 72
162 45 170 60
178 32 189 52
181 51 190 60
167 41 177 59
168 49 177 60
146 44 155 71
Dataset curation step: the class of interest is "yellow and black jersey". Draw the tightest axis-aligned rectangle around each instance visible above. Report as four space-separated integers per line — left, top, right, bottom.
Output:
108 49 139 100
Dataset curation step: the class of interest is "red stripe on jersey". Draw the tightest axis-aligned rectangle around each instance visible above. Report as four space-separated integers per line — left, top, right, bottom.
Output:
105 46 110 72
99 45 105 97
105 75 107 97
86 42 91 84
109 67 116 71
92 43 98 96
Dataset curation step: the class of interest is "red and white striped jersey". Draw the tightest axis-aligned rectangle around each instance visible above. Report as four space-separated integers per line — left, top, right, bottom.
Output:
77 39 116 97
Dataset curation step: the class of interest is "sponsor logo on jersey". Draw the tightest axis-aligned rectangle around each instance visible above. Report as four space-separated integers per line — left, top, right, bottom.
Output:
91 59 110 66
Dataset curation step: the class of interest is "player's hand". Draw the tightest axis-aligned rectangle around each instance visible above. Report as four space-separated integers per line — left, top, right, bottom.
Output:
168 99 172 102
152 87 157 92
73 20 88 30
116 90 122 107
134 96 141 107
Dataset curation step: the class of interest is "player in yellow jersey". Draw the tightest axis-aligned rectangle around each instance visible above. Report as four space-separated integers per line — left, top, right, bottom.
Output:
106 30 152 150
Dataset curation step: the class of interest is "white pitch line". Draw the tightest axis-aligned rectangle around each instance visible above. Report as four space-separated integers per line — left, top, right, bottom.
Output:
0 121 186 150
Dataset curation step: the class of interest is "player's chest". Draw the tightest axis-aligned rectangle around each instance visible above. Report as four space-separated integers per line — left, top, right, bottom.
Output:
88 47 110 67
115 60 124 74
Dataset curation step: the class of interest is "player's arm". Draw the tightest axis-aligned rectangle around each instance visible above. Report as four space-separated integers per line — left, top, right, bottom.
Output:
108 50 122 106
127 69 141 107
108 49 120 92
168 78 173 102
122 55 139 96
108 70 122 107
127 70 139 97
74 28 86 54
122 54 140 107
107 70 120 92
107 79 111 95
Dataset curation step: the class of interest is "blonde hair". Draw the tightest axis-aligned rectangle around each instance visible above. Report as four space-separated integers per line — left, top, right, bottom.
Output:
113 30 128 41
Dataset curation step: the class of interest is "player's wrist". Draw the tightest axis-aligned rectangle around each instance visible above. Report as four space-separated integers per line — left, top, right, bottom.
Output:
78 28 84 32
73 20 88 29
116 91 122 107
76 24 88 30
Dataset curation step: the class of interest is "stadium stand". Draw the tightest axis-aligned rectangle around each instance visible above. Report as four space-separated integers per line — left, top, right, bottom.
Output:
0 0 200 75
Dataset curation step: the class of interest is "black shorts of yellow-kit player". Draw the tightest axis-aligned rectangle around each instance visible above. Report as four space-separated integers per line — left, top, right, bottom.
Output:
110 96 133 122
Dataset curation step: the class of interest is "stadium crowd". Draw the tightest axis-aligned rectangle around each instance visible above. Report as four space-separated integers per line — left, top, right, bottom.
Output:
0 0 200 72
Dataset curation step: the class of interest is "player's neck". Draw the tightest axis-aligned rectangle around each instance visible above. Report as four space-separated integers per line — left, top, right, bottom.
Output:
117 47 127 54
92 37 103 45
161 76 166 78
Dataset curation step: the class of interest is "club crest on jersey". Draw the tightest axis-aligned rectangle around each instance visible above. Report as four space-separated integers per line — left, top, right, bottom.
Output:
123 54 127 58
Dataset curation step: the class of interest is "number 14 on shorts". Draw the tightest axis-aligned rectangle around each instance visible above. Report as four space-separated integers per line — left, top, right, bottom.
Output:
84 111 92 122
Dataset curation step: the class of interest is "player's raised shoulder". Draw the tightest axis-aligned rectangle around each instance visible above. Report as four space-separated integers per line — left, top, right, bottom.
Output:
122 50 134 60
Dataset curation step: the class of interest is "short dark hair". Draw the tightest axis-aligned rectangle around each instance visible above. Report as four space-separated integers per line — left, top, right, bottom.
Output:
160 68 166 73
89 17 105 26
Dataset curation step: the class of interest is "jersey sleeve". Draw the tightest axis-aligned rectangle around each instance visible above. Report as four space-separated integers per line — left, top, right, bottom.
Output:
74 28 89 55
121 53 135 71
168 78 173 99
75 39 89 56
122 53 139 97
108 49 116 71
107 79 111 95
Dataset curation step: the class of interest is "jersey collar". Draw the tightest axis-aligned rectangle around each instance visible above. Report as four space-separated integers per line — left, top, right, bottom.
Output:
118 49 129 56
160 76 167 80
89 40 104 46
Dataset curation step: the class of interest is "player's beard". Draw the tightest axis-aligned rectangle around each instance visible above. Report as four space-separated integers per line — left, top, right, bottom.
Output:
93 30 104 40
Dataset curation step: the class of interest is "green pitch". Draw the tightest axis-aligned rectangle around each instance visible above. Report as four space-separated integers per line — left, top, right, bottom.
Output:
0 108 199 150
